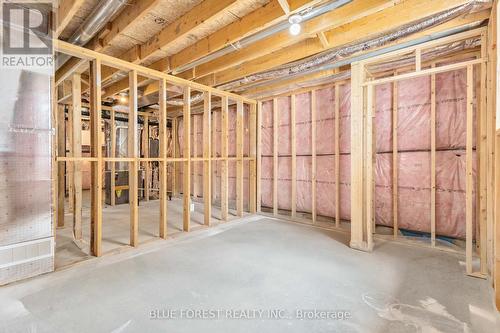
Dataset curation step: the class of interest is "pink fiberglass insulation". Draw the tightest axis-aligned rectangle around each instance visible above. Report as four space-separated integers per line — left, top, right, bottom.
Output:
315 87 335 155
372 68 478 239
260 65 478 239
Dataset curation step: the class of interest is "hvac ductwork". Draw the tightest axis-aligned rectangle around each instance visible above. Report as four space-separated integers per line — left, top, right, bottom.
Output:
171 0 353 74
217 0 489 92
57 0 128 68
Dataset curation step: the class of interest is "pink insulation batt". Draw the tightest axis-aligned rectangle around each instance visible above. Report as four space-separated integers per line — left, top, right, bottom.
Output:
260 67 478 239
178 104 251 211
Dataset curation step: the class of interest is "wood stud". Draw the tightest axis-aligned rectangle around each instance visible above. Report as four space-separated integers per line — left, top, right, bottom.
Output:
159 78 168 238
203 92 212 226
129 70 139 247
72 73 83 240
183 87 191 231
89 59 103 256
54 44 256 259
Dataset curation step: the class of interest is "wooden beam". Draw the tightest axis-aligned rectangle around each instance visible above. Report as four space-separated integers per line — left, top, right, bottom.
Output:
159 78 168 238
101 0 161 50
89 59 102 256
311 90 317 223
236 100 244 216
195 0 394 79
211 1 488 85
129 70 139 247
183 87 192 231
273 98 278 216
277 0 290 14
317 31 329 49
141 0 238 63
221 96 229 220
169 0 303 71
291 95 297 218
72 73 82 240
55 0 160 83
55 0 85 37
203 92 212 225
54 40 257 105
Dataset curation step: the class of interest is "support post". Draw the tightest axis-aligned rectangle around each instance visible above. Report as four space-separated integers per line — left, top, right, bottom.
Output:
236 100 244 216
291 95 297 218
129 70 139 247
57 104 65 228
350 62 372 252
159 78 168 238
172 117 178 196
143 115 150 201
479 33 488 275
466 64 474 275
311 90 317 224
110 108 116 206
256 101 262 212
90 59 103 256
431 68 436 246
392 79 399 238
203 92 212 225
72 73 82 240
334 84 340 227
193 115 199 198
183 87 191 231
249 103 257 213
366 84 374 248
221 96 229 221
273 98 278 216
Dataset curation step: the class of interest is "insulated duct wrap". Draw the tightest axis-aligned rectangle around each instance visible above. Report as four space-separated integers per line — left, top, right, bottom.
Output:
218 0 488 91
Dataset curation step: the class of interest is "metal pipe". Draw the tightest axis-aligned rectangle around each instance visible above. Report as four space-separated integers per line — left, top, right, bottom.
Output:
57 0 128 68
218 0 487 91
244 23 482 99
171 0 352 74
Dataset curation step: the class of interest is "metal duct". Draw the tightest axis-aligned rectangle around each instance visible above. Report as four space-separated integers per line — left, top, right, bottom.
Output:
218 0 488 92
171 0 352 74
57 0 128 68
246 25 482 99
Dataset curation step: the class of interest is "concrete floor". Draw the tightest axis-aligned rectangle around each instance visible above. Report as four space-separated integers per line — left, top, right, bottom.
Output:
1 215 500 332
55 191 242 268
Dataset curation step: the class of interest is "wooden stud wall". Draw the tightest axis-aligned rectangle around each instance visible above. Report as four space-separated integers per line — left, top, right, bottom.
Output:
54 41 256 257
255 28 492 278
72 73 83 240
355 28 489 276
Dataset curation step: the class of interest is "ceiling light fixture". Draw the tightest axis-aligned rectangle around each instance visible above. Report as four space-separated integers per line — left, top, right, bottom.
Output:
118 92 127 103
288 14 303 36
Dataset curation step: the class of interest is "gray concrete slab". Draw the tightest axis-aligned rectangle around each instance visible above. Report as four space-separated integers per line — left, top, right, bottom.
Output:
1 217 499 333
55 191 242 268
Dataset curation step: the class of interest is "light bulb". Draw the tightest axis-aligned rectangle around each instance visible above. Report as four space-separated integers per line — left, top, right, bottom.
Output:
289 23 301 36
